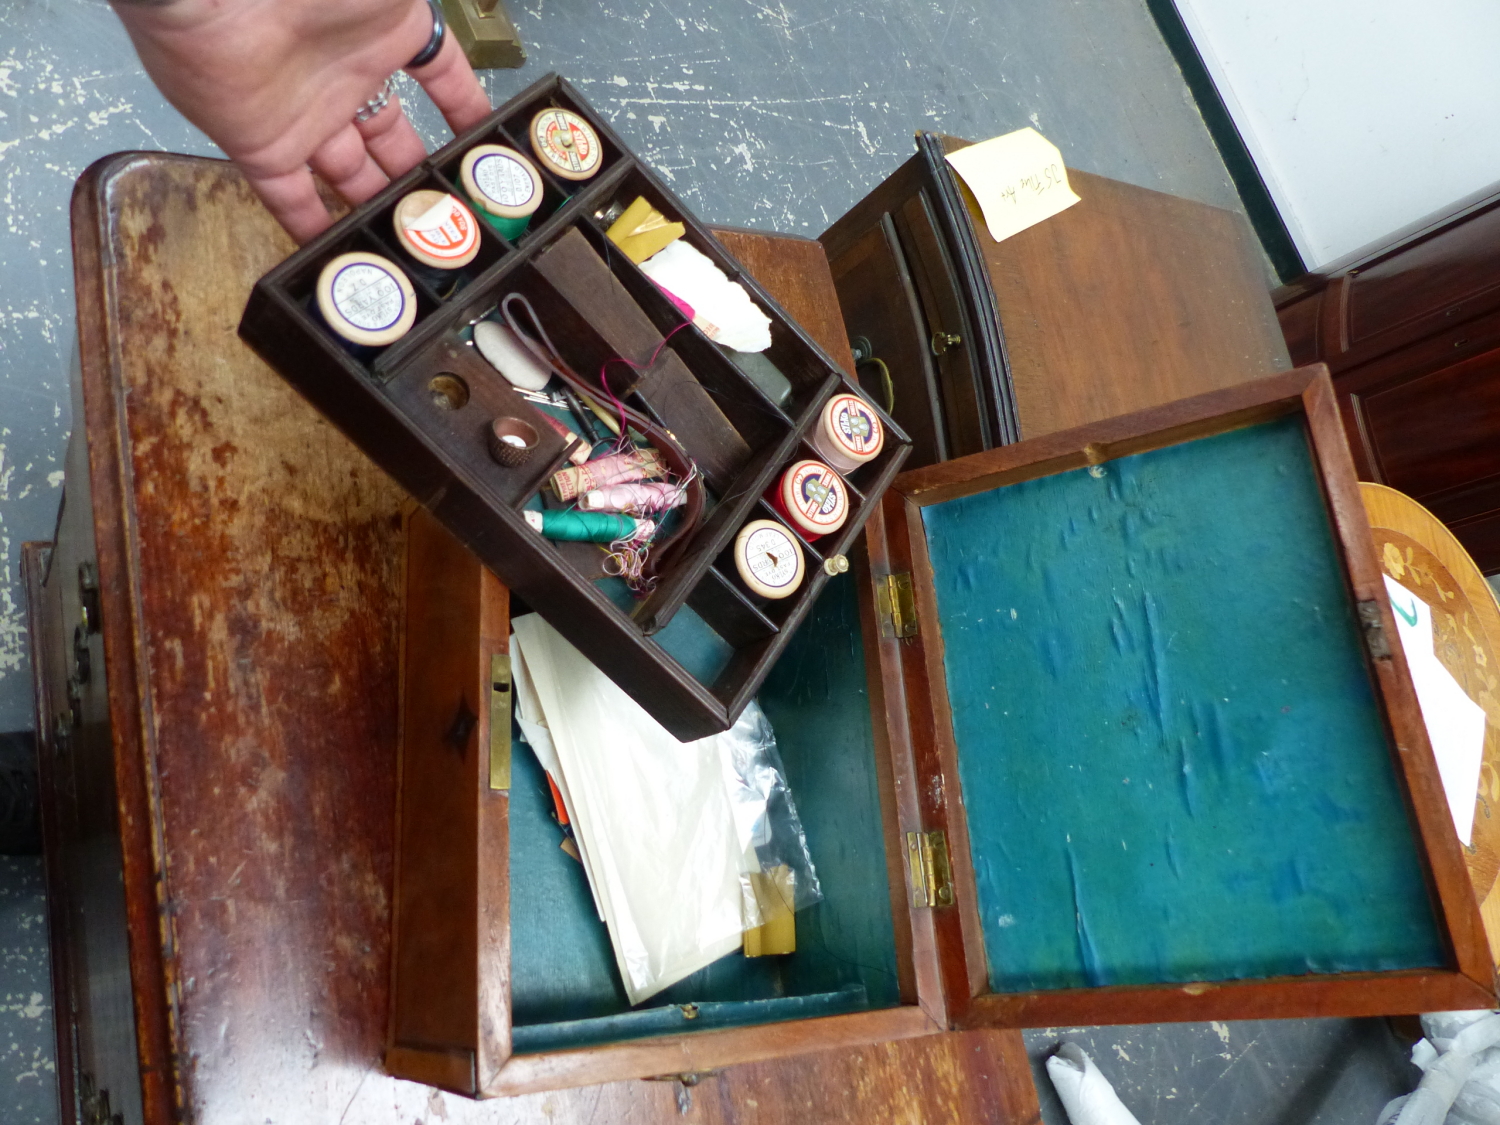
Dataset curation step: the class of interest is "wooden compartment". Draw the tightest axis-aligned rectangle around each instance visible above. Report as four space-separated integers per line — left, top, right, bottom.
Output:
239 73 911 741
388 366 1496 1098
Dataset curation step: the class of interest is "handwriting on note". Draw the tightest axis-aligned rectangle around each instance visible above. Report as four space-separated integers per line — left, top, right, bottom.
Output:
944 128 1081 245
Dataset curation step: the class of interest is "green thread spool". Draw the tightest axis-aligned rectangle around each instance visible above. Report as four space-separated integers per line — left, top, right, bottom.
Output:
524 509 640 543
459 144 543 243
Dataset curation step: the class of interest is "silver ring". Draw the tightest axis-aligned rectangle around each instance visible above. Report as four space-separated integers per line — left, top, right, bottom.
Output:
354 77 395 124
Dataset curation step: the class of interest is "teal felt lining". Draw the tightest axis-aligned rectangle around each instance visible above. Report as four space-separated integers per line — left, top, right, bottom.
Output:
921 416 1445 993
507 572 901 1051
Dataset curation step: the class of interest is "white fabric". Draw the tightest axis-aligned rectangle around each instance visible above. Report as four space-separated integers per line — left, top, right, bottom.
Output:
510 613 758 1004
1046 1043 1144 1125
639 239 773 352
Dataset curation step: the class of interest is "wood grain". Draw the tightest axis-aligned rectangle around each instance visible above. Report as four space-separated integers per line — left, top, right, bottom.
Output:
48 150 1042 1124
963 162 1291 439
1362 482 1500 966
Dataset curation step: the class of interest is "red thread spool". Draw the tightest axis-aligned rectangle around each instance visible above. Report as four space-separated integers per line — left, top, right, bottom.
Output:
766 459 849 540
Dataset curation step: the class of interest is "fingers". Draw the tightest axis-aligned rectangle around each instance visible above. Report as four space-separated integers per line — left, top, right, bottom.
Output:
245 165 334 245
355 92 429 180
406 34 492 135
309 122 391 207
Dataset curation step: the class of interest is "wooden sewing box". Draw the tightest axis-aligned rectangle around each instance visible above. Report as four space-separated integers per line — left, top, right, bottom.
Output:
232 79 1492 1098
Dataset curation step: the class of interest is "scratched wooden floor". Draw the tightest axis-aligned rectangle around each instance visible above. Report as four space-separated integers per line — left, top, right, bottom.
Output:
0 0 1418 1122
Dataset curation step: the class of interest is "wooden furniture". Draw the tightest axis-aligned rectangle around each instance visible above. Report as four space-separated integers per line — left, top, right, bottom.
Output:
240 73 910 742
1361 482 1500 964
858 369 1493 1027
820 132 1290 468
389 372 1500 1102
26 151 1041 1124
1277 193 1500 573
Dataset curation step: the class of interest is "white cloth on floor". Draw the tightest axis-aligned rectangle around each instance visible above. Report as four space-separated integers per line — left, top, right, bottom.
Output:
1380 1011 1500 1125
1046 1043 1144 1125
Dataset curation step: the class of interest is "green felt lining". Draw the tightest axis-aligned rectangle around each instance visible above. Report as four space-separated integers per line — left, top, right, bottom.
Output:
507 572 901 1051
921 416 1445 993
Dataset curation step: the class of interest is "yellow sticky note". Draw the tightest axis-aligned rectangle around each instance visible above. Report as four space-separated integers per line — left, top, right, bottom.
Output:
944 128 1081 245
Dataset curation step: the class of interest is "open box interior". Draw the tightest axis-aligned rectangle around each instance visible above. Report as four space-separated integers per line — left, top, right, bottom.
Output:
242 73 912 739
507 570 905 1053
495 394 1460 1057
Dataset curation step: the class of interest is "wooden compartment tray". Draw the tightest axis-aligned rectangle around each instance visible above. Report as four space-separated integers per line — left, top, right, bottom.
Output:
239 73 910 740
389 365 1496 1098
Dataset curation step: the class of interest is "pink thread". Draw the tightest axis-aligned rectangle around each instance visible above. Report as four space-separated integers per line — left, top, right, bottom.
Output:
579 482 688 515
550 447 664 502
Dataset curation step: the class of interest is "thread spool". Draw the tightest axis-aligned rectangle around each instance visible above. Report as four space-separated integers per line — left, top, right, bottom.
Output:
314 251 418 351
391 190 481 297
473 319 553 391
523 509 648 543
459 145 544 240
733 519 805 600
766 459 848 541
810 392 884 474
579 482 687 514
487 417 539 467
529 107 602 182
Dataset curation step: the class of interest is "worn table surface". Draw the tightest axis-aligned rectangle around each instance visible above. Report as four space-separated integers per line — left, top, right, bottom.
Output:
67 151 1040 1125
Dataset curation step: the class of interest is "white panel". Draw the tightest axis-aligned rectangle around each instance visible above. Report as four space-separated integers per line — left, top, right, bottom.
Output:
1175 0 1500 269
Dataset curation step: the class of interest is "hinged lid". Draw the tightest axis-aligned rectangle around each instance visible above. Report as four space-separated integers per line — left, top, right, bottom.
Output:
871 368 1495 1029
906 830 953 908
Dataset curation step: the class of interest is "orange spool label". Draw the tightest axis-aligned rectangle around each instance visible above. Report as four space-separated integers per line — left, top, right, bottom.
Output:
404 195 478 261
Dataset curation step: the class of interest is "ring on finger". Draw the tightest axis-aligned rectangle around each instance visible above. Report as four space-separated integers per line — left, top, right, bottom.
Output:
406 0 447 69
354 77 396 124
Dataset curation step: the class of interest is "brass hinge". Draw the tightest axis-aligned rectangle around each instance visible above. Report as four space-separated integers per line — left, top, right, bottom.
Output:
877 572 918 638
906 830 953 908
489 652 512 791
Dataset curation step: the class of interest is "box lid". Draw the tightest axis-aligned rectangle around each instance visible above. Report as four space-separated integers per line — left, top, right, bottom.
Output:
869 367 1496 1026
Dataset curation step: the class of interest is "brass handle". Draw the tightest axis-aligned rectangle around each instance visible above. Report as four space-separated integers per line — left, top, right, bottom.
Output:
930 331 962 358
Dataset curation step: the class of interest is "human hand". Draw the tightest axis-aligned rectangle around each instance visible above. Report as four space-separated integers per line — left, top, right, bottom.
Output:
111 0 493 243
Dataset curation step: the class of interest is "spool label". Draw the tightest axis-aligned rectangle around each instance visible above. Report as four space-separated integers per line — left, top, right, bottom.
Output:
833 397 878 454
788 463 846 529
331 263 405 331
533 109 600 177
403 196 478 262
473 153 539 208
741 525 800 591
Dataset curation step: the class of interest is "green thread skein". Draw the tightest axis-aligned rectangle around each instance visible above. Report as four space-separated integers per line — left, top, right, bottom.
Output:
524 509 640 543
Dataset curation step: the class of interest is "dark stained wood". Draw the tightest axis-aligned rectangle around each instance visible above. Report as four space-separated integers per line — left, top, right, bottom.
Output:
239 73 911 741
387 505 510 1085
821 134 1291 467
44 148 1042 1124
388 509 940 1096
533 226 752 492
1274 192 1500 573
951 157 1291 439
875 367 1497 1029
826 218 947 466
